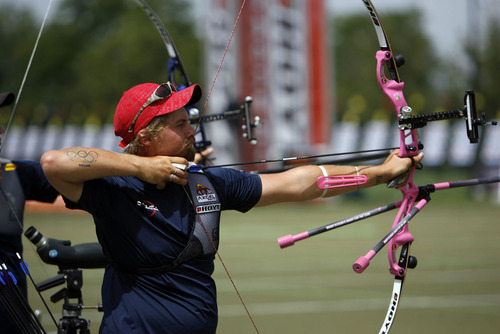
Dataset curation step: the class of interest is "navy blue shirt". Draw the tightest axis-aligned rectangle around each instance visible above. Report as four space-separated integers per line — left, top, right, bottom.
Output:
0 160 58 334
0 159 58 271
65 167 262 334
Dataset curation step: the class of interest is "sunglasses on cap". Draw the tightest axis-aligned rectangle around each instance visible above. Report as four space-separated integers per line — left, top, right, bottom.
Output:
128 82 177 133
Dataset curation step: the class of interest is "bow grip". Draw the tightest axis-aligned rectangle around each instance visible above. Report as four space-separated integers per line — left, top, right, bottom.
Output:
387 169 411 189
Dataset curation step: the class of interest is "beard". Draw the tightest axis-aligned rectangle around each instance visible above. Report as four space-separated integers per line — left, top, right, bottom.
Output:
184 145 196 162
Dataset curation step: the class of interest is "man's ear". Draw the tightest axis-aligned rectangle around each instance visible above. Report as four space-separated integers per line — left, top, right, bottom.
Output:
137 128 152 146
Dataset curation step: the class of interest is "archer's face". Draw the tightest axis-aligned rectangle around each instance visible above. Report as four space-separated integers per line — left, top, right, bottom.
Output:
149 109 196 160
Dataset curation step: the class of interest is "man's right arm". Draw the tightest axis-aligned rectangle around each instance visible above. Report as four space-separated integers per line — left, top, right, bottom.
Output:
41 148 188 203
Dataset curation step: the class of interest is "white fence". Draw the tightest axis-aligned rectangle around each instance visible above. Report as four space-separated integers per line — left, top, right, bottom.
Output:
2 121 499 169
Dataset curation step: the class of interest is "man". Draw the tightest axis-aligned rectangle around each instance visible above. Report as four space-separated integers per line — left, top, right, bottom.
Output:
0 92 59 333
41 82 423 333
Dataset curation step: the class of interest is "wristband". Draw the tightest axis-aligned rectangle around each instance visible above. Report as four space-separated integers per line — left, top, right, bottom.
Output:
355 166 360 190
318 165 328 197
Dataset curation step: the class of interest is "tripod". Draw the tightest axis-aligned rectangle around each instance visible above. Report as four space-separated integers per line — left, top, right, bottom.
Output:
25 226 107 334
37 268 102 334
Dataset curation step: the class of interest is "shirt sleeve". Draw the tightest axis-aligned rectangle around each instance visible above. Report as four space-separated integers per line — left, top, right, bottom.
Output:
63 177 117 213
14 160 59 203
205 168 262 212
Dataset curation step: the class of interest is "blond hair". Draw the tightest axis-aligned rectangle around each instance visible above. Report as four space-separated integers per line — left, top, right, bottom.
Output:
124 114 171 155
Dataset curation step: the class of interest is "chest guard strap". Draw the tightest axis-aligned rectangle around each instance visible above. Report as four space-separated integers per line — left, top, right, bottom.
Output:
113 169 221 275
174 170 221 263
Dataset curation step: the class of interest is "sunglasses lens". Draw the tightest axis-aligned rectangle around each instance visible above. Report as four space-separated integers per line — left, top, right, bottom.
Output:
128 83 177 133
155 84 173 98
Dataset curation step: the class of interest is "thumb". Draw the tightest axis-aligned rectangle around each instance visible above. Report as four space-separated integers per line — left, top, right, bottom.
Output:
414 152 424 164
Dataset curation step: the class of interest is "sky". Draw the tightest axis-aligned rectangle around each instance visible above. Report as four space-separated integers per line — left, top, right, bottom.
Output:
4 1 499 55
327 0 498 64
2 0 499 68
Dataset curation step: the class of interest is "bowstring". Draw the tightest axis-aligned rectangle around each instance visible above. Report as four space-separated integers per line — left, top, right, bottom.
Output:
0 0 60 329
135 0 258 330
0 0 53 154
189 1 260 331
182 186 260 333
0 169 59 330
195 0 247 133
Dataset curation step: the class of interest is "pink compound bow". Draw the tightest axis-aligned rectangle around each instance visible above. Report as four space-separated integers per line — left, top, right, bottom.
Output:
279 1 498 333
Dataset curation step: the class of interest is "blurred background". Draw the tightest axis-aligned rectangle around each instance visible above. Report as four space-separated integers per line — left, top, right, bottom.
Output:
1 0 500 333
1 1 499 178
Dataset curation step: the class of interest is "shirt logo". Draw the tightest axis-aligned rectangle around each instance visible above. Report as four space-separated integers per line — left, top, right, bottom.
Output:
196 204 221 214
136 200 158 217
196 183 217 203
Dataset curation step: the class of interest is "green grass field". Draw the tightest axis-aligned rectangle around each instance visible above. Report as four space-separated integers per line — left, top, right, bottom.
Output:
23 180 500 333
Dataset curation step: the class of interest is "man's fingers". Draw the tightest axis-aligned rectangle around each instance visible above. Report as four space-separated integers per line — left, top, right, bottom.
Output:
168 174 187 186
165 166 188 186
172 163 187 171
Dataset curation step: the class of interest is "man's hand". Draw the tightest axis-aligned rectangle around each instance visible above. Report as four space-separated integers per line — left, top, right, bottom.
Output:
382 150 424 184
194 147 214 165
137 156 189 189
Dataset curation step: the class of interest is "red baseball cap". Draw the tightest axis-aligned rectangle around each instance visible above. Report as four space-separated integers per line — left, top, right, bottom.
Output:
114 82 202 147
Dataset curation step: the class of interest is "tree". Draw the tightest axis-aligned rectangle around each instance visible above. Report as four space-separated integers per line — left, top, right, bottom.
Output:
332 10 441 124
475 20 500 117
0 3 39 126
0 0 202 127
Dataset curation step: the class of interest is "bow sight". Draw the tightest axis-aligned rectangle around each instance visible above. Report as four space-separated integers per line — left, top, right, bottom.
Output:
188 96 261 150
397 90 497 143
137 0 261 155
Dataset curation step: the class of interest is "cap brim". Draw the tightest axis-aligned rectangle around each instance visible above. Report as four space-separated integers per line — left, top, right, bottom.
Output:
157 84 202 117
186 84 202 106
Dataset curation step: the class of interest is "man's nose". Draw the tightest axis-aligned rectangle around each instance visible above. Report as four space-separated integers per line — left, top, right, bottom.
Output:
186 123 196 137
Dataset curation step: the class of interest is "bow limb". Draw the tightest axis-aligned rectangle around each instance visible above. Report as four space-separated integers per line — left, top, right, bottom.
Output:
134 0 211 152
133 0 189 84
361 1 419 333
135 0 259 156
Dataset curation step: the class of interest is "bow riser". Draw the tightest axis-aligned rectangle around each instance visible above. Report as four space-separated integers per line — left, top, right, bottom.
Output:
376 51 419 157
375 50 419 276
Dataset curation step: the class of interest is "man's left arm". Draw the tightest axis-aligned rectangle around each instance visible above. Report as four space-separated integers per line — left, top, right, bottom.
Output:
256 151 423 207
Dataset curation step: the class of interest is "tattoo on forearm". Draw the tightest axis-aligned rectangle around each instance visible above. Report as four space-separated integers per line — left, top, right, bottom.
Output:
66 150 98 167
376 175 383 185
